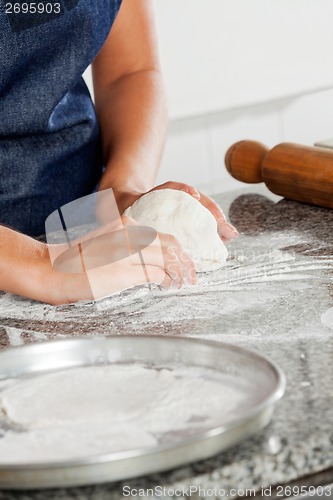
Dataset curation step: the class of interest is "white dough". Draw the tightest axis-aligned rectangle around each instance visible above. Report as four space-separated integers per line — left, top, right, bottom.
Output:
124 189 228 272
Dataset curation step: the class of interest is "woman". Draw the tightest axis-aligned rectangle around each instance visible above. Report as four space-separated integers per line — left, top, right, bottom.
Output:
0 0 238 304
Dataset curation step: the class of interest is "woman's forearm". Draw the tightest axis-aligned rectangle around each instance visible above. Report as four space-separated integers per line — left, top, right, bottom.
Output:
0 226 88 305
0 226 50 300
95 69 167 198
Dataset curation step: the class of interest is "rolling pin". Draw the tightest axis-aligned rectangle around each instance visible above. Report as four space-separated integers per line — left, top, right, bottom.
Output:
225 140 333 209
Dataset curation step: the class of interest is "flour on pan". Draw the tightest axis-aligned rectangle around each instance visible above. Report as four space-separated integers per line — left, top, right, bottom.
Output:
0 364 249 463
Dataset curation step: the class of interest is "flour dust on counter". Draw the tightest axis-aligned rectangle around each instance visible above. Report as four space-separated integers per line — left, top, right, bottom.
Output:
0 363 251 464
321 307 333 330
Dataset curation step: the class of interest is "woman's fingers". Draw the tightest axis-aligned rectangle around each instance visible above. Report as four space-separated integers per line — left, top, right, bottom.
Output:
150 181 200 200
196 191 238 241
139 234 182 289
157 233 197 287
140 265 172 289
137 231 196 289
85 255 169 300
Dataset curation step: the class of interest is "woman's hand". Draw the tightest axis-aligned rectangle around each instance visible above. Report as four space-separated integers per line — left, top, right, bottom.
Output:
113 181 239 243
51 216 196 304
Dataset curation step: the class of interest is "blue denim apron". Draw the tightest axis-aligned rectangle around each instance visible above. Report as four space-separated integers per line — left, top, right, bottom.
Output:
0 0 122 236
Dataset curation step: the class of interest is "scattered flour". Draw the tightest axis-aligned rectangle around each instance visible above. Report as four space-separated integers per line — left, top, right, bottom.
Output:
0 364 250 464
321 308 333 330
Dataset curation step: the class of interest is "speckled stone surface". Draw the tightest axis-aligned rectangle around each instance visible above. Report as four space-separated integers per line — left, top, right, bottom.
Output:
0 186 333 499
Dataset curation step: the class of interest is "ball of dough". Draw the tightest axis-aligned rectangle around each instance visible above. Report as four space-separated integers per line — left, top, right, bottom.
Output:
124 189 228 272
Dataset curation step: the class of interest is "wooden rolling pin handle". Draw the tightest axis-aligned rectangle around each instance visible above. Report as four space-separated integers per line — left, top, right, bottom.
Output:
225 140 269 183
225 140 333 210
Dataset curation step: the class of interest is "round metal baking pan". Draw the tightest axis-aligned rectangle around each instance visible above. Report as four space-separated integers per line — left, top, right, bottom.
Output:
0 335 285 489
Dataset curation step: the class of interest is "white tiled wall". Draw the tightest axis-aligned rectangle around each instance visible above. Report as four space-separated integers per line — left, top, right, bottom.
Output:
280 89 333 145
157 88 333 195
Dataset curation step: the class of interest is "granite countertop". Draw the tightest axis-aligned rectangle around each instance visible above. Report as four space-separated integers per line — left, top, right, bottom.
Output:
0 185 333 499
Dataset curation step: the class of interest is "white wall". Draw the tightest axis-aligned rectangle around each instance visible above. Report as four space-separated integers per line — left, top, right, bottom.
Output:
84 1 333 195
157 89 333 194
154 0 333 194
155 0 333 120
